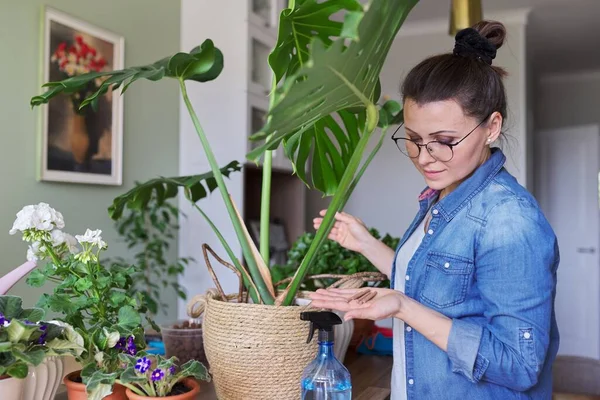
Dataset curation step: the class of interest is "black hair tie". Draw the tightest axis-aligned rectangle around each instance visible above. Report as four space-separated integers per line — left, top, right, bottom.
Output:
453 27 496 65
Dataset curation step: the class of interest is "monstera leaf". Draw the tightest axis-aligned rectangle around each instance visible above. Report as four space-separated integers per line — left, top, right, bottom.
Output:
30 39 223 110
108 161 241 220
249 0 418 195
269 0 363 83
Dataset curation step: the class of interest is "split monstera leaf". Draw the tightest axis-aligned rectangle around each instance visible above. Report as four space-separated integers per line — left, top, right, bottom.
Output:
30 0 417 306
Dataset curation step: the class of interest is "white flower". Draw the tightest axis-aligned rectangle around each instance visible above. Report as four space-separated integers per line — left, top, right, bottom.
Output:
48 320 85 356
75 229 107 249
103 328 120 349
9 203 65 235
26 241 45 262
50 230 79 254
94 351 105 367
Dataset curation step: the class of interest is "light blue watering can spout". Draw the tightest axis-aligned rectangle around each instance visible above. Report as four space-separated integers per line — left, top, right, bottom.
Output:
0 261 37 295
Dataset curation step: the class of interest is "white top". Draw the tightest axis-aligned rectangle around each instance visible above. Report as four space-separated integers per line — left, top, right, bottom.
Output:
391 217 426 400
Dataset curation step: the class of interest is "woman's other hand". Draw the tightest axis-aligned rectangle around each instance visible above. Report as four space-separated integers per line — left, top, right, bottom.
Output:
313 210 372 254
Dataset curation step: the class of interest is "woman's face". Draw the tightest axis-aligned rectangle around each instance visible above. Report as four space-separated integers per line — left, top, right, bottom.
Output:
403 98 502 195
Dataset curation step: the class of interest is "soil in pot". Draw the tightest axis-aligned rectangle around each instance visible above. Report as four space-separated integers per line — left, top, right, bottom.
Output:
64 370 127 400
161 319 208 368
125 378 200 400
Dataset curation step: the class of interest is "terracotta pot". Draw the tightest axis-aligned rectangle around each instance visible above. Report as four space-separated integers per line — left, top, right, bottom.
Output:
0 375 25 400
125 378 200 400
64 370 127 400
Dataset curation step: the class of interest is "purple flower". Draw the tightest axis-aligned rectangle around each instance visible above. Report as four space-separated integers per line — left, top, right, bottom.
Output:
151 368 164 381
135 357 151 374
169 366 176 375
0 313 10 327
37 324 48 345
126 336 137 355
115 337 126 350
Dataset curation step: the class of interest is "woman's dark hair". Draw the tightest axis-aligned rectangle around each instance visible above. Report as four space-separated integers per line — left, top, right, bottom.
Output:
401 20 508 124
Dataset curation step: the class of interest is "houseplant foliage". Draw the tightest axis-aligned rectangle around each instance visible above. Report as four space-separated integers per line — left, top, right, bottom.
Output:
116 352 209 398
112 191 193 317
30 0 417 307
0 295 82 379
272 229 399 291
9 202 150 400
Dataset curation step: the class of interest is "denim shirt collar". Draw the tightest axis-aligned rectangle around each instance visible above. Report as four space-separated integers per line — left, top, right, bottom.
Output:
420 148 506 222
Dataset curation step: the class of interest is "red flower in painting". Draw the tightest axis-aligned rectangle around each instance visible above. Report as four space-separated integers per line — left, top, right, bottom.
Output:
50 35 108 77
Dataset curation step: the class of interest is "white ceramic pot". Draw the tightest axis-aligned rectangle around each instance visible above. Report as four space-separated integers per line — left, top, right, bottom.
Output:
295 298 354 362
0 375 25 400
23 356 64 400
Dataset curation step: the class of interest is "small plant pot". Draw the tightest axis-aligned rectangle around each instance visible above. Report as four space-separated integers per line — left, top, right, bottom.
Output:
161 319 208 368
63 370 127 400
0 375 25 400
124 378 200 400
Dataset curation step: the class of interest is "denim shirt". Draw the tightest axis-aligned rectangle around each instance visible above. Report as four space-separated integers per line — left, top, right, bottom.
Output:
390 148 560 399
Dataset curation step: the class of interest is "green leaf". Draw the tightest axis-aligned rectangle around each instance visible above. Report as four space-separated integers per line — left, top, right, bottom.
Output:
118 367 147 385
25 270 47 287
85 371 118 400
117 306 141 331
7 320 39 342
269 0 363 83
13 348 45 366
0 342 11 351
108 161 241 220
74 277 93 292
30 39 223 109
109 291 127 307
45 338 86 356
0 296 25 319
249 0 418 163
179 359 210 382
7 362 28 379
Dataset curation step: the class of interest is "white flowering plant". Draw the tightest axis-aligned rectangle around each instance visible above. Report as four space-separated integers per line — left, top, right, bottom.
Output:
9 203 152 400
0 295 84 379
116 352 209 397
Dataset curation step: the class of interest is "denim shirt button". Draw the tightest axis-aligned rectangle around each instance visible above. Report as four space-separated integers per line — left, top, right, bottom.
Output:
427 229 434 235
405 275 410 281
523 332 531 339
444 262 450 268
408 379 414 385
406 326 412 332
432 209 439 215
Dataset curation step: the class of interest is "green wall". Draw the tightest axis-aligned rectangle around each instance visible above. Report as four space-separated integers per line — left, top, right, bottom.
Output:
0 1 181 323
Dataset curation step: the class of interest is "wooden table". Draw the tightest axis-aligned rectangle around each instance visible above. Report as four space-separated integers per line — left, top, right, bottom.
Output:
55 350 392 399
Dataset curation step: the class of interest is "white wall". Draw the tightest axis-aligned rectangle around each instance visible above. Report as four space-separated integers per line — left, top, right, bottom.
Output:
536 71 600 131
341 11 530 240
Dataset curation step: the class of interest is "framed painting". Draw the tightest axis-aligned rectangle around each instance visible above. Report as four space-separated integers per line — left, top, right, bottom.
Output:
40 7 124 185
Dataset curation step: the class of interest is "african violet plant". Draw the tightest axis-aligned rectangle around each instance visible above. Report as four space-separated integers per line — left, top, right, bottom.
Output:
30 0 418 306
0 295 84 379
10 202 150 400
116 352 209 397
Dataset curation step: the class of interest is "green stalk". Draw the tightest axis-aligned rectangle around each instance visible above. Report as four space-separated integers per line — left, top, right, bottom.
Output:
192 203 260 303
281 104 379 305
179 79 274 305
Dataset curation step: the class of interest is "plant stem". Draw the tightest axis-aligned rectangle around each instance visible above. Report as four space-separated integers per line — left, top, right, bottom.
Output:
192 203 260 303
178 78 274 304
280 104 379 305
115 381 146 397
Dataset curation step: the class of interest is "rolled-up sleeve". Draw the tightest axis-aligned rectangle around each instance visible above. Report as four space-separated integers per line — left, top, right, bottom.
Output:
446 197 559 391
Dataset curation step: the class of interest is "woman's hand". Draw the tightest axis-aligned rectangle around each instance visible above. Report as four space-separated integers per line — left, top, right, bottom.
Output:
313 210 373 254
308 288 404 322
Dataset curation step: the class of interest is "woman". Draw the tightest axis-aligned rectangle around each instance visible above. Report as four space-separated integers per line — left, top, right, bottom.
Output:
310 20 559 400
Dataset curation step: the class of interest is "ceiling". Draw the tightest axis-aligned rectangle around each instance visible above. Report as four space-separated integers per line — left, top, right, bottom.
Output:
403 0 600 74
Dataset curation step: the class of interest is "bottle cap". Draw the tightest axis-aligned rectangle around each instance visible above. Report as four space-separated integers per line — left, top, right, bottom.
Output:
300 311 343 343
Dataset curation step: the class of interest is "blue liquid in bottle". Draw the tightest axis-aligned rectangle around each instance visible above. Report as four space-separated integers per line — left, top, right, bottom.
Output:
301 342 352 400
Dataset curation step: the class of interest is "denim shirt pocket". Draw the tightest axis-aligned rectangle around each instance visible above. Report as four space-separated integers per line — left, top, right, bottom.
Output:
420 252 474 308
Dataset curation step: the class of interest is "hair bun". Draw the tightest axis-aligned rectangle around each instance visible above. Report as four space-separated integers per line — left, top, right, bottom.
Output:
453 27 497 65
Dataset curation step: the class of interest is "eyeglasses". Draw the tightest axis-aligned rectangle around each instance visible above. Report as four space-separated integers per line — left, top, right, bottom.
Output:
391 115 491 162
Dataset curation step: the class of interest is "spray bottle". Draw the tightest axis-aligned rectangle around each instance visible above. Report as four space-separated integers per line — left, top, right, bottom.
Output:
300 311 352 400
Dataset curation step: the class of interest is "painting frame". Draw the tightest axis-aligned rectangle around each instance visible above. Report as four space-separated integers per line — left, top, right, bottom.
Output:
39 6 124 185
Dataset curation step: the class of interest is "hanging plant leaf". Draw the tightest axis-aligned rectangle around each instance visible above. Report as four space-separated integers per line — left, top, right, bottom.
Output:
269 0 363 83
249 0 417 194
108 161 241 220
30 39 223 110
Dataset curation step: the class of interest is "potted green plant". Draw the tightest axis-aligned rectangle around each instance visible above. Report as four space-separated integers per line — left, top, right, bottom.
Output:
115 352 209 400
0 295 84 400
29 1 418 397
9 202 152 400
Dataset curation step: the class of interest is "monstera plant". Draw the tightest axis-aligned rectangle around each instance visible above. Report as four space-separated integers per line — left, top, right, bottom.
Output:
31 0 417 306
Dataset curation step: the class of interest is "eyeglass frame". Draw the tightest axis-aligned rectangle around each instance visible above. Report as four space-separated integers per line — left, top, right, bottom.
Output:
391 113 492 162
